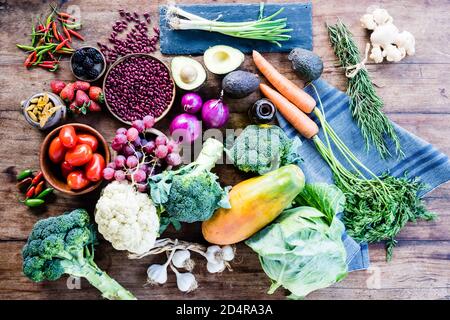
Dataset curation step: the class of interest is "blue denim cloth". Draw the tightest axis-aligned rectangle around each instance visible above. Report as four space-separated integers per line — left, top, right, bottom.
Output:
277 79 450 272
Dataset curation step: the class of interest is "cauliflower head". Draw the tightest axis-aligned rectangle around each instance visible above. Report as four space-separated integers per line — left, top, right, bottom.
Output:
95 181 159 254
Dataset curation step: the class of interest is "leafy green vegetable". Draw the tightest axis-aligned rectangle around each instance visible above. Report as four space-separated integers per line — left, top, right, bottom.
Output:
150 138 230 223
22 209 136 300
227 124 302 175
246 183 348 299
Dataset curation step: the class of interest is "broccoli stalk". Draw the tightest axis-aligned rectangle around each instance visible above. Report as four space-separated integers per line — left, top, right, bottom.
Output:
150 138 230 225
22 209 136 300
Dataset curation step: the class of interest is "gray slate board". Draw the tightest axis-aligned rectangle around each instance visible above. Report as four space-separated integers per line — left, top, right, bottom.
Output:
159 2 312 55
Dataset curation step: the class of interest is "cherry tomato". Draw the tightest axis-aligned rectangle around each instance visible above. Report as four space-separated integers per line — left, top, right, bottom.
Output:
77 134 98 152
65 144 93 166
48 137 66 163
85 153 106 182
59 125 78 148
67 170 90 190
60 161 74 178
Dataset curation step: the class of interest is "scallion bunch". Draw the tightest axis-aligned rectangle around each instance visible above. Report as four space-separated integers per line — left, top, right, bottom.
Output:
166 3 292 46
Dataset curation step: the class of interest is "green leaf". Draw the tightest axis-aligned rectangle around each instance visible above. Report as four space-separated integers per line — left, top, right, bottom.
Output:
294 183 345 224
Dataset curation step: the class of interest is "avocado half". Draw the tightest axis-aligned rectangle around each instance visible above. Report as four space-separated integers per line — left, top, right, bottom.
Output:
171 56 207 91
203 45 245 75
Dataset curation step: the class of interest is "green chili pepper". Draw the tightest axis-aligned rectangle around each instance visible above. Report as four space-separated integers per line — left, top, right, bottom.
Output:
24 198 45 207
17 169 33 181
36 187 54 199
16 44 36 51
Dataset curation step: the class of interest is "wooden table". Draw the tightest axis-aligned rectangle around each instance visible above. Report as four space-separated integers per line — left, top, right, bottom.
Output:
1 0 449 300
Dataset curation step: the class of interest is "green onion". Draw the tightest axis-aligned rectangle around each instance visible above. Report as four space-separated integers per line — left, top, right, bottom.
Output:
166 3 292 47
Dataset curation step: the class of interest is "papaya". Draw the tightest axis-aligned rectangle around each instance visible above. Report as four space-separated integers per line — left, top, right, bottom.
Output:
202 165 305 245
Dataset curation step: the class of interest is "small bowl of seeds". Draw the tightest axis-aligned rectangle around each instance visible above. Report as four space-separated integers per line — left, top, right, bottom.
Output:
21 92 67 130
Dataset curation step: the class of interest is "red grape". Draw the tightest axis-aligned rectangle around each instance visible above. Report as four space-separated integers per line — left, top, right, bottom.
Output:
133 169 147 183
166 140 180 153
126 155 139 168
114 155 126 168
103 167 115 180
143 115 155 129
114 170 126 181
143 141 156 153
132 120 145 133
155 145 168 159
122 144 135 157
115 133 128 144
111 140 123 151
116 127 127 135
127 128 139 142
166 152 182 166
155 135 167 146
137 183 148 192
107 162 116 169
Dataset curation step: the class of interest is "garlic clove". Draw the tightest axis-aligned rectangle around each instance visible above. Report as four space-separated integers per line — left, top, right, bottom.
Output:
221 245 235 262
205 245 223 264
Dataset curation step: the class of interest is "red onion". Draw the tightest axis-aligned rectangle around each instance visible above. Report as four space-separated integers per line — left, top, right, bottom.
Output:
169 113 202 144
181 92 203 114
201 95 229 128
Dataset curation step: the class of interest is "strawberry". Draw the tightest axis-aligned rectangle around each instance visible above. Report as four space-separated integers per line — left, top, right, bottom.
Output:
50 80 66 95
68 101 80 114
74 81 91 91
60 83 75 102
88 100 102 112
88 86 104 104
75 90 90 107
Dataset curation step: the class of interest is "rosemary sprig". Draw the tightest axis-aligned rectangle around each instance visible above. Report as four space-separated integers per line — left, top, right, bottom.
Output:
327 20 402 159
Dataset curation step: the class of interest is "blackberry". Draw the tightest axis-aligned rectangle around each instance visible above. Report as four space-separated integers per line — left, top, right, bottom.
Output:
72 50 86 64
92 52 104 64
85 47 98 57
82 56 94 69
73 65 85 77
86 68 100 79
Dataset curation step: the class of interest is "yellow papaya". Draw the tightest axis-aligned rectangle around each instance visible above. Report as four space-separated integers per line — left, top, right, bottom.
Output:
202 165 305 245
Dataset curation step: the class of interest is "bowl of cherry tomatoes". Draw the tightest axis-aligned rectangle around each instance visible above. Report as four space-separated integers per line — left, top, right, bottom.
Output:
40 123 110 195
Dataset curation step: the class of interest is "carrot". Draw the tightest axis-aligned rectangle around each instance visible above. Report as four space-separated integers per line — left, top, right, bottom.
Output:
260 83 319 139
253 50 316 114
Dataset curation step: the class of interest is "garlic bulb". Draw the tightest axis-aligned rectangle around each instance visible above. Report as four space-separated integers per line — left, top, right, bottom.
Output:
147 264 168 284
221 245 235 261
207 260 226 274
172 249 195 271
205 245 223 264
171 264 198 292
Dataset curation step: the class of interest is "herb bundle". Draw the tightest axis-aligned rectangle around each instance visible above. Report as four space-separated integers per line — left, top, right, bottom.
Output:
327 21 401 159
166 3 292 47
311 89 435 260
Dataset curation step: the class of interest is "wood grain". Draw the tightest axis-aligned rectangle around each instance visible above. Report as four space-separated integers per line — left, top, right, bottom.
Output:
0 0 449 300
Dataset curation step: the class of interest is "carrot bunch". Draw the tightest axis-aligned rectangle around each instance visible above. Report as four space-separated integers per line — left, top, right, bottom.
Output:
16 5 84 71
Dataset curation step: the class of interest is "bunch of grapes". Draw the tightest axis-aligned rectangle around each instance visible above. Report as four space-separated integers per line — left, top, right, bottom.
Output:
102 115 182 192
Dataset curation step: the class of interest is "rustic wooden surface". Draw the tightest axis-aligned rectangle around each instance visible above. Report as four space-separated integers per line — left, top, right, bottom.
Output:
0 0 449 300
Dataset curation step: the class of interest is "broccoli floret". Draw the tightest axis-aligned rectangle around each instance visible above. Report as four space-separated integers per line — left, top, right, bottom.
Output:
22 209 136 300
150 138 230 224
227 124 301 175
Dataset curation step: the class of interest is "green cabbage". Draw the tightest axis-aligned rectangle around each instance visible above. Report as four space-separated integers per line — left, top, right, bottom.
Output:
246 183 348 299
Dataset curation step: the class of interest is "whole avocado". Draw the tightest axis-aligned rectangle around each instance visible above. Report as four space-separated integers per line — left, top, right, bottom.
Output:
222 70 260 99
288 48 324 83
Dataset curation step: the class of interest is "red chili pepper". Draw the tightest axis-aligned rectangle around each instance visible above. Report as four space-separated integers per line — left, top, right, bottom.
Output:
58 12 73 19
52 21 60 41
24 51 37 68
26 186 36 199
34 181 45 197
68 29 85 41
63 26 72 42
55 39 68 51
48 51 56 61
31 171 43 185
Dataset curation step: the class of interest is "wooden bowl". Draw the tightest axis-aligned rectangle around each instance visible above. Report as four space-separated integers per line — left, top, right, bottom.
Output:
40 123 111 196
102 53 176 125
